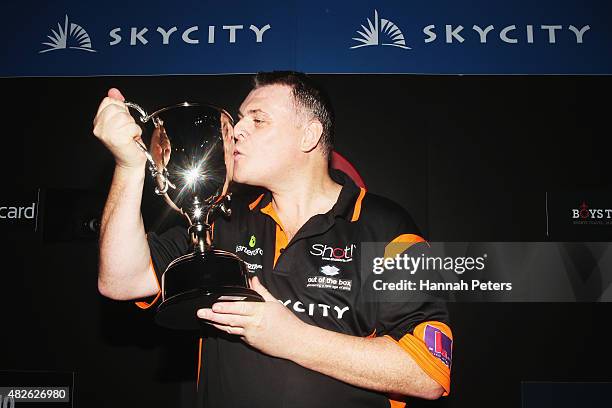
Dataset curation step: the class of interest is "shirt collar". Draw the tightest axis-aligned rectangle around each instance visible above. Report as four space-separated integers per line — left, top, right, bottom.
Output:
248 169 364 221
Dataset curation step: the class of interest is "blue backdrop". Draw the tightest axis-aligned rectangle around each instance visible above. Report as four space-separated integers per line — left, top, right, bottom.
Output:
1 0 610 76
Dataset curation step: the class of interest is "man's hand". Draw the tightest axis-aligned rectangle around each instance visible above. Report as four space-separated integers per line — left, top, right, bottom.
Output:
92 88 146 170
198 277 445 398
197 277 307 360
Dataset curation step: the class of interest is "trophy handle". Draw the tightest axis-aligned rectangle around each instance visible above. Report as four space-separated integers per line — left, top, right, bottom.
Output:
124 101 174 196
124 101 150 123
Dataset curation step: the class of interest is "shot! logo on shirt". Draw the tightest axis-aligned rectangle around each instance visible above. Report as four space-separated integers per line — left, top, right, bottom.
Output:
424 325 452 368
310 243 356 263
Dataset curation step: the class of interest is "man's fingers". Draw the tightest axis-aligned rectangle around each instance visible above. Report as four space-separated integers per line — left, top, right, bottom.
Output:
211 301 254 316
112 113 142 137
95 95 128 119
107 87 125 101
94 107 140 140
197 308 249 327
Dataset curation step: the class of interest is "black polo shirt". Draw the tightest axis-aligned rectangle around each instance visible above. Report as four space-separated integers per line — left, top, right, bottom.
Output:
141 170 452 408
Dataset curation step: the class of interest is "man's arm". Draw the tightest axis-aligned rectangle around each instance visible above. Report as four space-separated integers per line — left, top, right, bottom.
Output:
97 166 158 300
93 88 158 300
291 322 444 399
198 277 446 400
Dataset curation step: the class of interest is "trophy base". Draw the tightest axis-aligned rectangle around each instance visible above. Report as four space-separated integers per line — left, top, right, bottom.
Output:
155 286 264 330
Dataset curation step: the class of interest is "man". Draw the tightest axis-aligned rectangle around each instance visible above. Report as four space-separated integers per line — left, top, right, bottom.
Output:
93 72 452 407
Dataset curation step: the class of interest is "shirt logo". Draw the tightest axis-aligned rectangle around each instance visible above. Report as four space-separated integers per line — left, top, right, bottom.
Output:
310 243 356 263
248 234 257 248
424 325 453 368
280 299 350 320
236 245 263 256
320 265 340 276
243 261 262 273
306 265 352 291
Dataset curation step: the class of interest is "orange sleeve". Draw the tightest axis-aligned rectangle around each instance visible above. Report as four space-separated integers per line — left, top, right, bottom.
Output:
134 257 162 309
385 321 453 396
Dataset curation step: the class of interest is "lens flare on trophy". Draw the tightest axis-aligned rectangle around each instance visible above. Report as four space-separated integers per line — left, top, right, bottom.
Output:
184 167 201 186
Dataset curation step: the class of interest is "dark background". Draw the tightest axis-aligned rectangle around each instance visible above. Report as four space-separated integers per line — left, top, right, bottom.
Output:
0 74 611 407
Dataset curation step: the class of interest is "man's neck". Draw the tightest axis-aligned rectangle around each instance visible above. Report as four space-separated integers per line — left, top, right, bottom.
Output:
269 169 342 241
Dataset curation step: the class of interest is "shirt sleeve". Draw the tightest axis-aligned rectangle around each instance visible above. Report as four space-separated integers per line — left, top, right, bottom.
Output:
134 225 191 309
147 225 191 281
372 209 453 396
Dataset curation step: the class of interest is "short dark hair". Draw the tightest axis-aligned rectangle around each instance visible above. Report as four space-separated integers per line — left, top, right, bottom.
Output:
253 71 334 157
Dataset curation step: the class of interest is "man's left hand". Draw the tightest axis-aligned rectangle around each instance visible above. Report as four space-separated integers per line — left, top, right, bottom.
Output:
197 277 307 359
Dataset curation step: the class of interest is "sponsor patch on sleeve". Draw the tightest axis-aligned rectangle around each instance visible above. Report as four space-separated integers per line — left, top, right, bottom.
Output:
424 324 453 368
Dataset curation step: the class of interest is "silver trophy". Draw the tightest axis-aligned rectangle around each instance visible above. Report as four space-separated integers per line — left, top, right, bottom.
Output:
125 101 263 330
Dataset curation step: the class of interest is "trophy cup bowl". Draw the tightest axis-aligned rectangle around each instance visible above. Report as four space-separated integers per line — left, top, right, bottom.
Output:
126 101 264 331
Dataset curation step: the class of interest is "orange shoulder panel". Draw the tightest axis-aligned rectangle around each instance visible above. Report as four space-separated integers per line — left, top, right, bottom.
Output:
383 234 427 259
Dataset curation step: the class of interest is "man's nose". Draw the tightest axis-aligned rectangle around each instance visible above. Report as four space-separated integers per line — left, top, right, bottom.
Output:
233 122 246 143
233 130 243 143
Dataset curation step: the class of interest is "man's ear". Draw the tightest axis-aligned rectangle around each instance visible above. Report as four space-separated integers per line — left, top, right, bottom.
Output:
300 120 324 153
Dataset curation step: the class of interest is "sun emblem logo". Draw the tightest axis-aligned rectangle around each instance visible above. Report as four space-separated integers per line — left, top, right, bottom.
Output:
350 10 410 50
39 15 96 53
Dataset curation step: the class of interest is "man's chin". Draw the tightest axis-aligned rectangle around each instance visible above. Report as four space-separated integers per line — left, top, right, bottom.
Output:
232 170 246 184
232 171 267 189
232 170 254 186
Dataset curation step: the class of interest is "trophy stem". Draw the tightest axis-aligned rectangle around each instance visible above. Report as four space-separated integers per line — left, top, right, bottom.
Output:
189 220 211 254
197 236 206 253
188 196 214 254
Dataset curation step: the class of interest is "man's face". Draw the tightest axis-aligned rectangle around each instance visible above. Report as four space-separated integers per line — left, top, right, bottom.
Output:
232 84 302 187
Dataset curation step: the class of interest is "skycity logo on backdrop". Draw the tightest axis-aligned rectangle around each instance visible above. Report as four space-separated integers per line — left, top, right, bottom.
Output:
350 9 590 50
38 13 271 54
571 202 612 225
39 15 96 53
109 23 271 46
350 10 411 49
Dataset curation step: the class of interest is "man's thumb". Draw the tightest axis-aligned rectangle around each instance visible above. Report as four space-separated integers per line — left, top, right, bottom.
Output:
108 88 125 102
250 276 276 302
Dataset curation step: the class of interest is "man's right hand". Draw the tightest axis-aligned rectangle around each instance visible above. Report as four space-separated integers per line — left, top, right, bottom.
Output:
93 88 147 170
